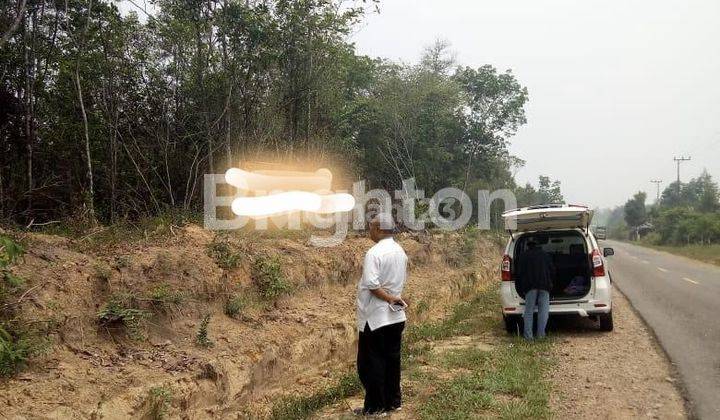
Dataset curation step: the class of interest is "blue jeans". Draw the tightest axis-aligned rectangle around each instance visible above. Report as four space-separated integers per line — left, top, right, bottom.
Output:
523 289 550 340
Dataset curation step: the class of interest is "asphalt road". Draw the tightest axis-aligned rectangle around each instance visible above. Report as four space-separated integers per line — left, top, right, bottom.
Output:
605 240 720 419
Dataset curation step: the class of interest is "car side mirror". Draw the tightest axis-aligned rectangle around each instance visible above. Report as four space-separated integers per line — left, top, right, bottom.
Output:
603 247 614 257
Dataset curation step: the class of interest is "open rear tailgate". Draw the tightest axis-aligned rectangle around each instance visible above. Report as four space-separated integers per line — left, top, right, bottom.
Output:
503 205 593 232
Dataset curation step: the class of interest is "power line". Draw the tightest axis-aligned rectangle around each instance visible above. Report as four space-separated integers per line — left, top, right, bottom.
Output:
650 179 662 202
673 156 691 194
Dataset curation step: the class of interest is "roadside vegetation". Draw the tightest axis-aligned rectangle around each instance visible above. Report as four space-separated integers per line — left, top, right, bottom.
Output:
598 170 720 266
195 314 214 348
0 235 48 377
635 243 720 267
96 293 153 341
207 236 243 270
146 385 173 420
252 256 292 301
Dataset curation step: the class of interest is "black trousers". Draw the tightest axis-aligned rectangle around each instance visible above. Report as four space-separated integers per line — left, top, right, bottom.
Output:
357 321 405 414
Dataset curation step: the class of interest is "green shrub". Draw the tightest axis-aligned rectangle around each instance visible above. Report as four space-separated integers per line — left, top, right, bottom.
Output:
195 314 213 348
224 295 248 318
148 284 184 309
0 236 24 268
207 238 242 269
1 236 25 292
147 385 172 420
97 294 151 340
0 325 32 377
252 256 291 301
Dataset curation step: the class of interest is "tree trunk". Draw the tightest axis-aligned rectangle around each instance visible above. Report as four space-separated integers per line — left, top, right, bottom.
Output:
75 64 96 224
0 164 4 220
109 112 118 222
74 0 96 225
23 7 34 214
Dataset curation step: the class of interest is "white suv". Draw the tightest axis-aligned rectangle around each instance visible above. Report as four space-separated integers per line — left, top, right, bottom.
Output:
499 204 615 333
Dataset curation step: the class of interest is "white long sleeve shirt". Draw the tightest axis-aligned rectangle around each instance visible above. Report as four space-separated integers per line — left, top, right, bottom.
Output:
356 237 408 332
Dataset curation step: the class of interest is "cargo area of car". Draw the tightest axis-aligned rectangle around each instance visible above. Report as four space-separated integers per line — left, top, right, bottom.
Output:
513 230 592 300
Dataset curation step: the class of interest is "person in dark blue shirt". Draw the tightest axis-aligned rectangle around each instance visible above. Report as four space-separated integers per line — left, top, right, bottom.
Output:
516 240 555 340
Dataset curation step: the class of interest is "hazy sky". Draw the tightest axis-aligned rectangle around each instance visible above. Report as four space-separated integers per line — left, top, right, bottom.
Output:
350 0 720 208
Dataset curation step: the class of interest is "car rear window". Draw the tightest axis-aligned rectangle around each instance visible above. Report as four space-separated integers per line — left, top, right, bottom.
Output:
516 231 586 255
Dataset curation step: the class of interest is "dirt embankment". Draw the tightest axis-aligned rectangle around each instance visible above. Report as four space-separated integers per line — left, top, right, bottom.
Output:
0 226 498 419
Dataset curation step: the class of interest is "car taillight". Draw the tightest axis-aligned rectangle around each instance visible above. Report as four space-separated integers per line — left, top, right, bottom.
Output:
501 254 512 281
591 249 605 277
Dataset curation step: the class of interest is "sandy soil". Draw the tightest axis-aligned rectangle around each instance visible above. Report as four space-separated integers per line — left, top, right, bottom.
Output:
549 289 688 419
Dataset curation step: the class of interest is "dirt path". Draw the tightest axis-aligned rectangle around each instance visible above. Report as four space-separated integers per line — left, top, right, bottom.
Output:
549 289 688 419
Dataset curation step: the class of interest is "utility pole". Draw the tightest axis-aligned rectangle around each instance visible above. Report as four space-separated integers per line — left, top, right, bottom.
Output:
673 156 691 194
650 180 662 203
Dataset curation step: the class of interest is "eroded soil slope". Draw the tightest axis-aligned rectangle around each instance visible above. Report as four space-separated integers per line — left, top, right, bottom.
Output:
0 226 497 419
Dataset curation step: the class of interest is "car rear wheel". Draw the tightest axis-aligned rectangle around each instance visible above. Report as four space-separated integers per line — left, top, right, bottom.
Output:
504 315 522 335
598 312 613 331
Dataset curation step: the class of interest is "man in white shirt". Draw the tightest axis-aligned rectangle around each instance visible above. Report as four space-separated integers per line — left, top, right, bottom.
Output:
356 214 408 415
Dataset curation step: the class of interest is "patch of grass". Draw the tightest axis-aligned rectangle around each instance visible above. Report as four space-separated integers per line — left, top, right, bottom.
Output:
195 314 213 348
440 346 491 370
419 338 553 420
637 242 720 266
93 263 112 282
113 255 131 269
413 285 554 420
2 271 24 290
269 372 361 420
414 298 430 317
224 294 248 319
96 293 151 341
207 237 243 269
146 385 172 420
252 256 292 301
148 284 184 309
405 288 499 344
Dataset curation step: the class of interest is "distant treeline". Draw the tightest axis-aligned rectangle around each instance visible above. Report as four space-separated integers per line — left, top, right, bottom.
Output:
0 0 556 228
601 171 720 245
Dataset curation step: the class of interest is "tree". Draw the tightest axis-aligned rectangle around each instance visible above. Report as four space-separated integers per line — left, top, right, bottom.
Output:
515 175 564 207
690 170 719 212
659 171 719 212
0 1 530 228
624 191 647 228
453 65 528 191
